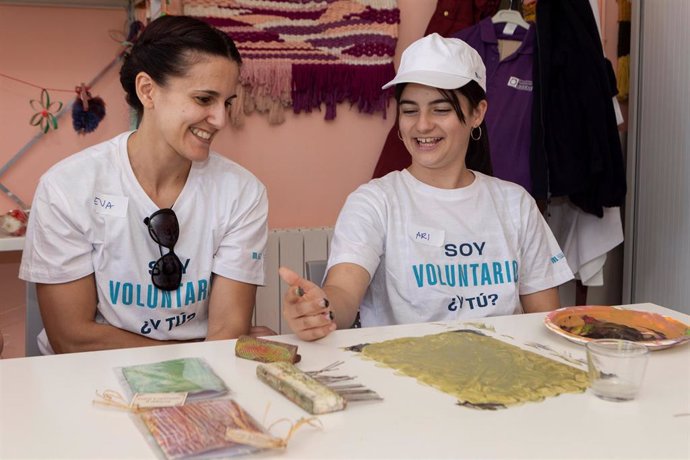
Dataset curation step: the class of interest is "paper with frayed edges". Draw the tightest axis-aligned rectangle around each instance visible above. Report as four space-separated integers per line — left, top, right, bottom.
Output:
359 330 588 409
257 362 346 415
235 335 301 363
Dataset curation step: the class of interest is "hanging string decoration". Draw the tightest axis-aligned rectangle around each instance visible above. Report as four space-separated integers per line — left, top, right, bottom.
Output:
110 19 145 58
110 19 146 129
29 89 63 133
184 0 400 126
0 17 144 210
72 83 107 134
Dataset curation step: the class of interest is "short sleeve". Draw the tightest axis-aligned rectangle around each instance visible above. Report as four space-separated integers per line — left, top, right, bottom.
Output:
211 181 268 285
19 179 94 283
328 185 387 278
517 194 574 294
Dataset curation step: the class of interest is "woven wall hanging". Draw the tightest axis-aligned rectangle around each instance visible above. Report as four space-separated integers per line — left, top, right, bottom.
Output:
184 0 399 125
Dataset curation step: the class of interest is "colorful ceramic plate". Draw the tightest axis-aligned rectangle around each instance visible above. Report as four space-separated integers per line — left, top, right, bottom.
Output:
544 306 690 350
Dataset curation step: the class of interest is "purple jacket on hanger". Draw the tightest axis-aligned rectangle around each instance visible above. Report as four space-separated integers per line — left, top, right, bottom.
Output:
454 18 535 193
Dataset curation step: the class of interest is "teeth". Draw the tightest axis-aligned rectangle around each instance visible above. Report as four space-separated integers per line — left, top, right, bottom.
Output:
416 137 441 144
191 128 212 140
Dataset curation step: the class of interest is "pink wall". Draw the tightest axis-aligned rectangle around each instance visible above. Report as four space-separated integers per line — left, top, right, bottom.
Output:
0 1 623 229
0 1 435 229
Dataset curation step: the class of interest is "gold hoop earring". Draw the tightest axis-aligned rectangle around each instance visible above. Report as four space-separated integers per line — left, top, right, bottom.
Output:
470 126 482 141
397 130 403 141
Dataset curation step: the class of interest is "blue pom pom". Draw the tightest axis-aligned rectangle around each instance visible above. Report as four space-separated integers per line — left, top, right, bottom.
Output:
72 96 106 134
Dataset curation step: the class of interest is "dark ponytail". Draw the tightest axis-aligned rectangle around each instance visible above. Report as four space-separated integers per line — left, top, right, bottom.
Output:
119 15 242 120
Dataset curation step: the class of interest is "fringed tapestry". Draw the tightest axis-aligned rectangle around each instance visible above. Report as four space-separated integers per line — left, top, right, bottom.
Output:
184 0 399 125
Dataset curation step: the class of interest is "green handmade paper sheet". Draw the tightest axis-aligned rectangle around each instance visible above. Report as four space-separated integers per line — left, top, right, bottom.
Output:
121 357 228 398
360 331 588 408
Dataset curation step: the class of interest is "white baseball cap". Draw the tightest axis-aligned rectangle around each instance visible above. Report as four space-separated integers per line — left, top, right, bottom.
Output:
382 33 486 91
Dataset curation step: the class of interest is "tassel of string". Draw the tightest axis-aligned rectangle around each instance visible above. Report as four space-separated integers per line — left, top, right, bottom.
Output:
92 390 141 413
225 401 322 449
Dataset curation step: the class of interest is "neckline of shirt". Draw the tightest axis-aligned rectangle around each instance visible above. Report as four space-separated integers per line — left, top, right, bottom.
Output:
118 131 203 213
401 168 482 199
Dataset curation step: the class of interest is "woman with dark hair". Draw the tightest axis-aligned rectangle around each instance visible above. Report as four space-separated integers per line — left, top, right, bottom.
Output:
20 15 269 354
280 34 573 341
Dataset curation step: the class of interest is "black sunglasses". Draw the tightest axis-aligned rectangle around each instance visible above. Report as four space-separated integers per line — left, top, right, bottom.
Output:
143 208 183 291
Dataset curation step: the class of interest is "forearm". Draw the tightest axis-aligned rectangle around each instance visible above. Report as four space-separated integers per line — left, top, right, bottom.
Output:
47 321 186 354
206 321 251 341
521 287 561 313
205 276 255 340
38 277 187 354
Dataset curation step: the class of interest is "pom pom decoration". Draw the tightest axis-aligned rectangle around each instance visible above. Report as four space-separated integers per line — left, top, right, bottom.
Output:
0 209 29 237
72 83 106 134
29 89 63 133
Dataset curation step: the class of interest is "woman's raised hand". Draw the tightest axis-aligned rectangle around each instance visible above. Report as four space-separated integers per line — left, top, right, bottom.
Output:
279 266 336 341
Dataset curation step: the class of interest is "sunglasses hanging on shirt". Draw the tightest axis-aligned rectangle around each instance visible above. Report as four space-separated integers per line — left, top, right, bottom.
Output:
143 208 183 291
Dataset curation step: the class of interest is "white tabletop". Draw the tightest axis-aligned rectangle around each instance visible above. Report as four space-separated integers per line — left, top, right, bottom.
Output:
1 303 688 459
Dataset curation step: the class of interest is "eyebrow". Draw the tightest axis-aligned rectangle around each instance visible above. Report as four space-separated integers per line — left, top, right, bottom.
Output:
195 90 238 101
399 98 451 106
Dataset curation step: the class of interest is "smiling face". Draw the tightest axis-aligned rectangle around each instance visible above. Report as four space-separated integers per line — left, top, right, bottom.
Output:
398 83 486 183
139 53 240 163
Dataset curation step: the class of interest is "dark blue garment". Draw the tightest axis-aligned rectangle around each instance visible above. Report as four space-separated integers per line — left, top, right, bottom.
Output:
531 0 626 217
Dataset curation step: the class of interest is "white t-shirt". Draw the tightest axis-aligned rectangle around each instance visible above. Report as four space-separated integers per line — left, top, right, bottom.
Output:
20 132 268 354
328 169 573 327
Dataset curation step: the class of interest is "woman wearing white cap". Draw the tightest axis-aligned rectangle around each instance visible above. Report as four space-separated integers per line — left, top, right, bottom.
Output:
280 34 573 341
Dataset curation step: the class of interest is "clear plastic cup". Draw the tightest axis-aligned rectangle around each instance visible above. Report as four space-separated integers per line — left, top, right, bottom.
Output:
586 339 649 401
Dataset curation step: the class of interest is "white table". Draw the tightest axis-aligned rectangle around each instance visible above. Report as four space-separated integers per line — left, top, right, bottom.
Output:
1 303 688 459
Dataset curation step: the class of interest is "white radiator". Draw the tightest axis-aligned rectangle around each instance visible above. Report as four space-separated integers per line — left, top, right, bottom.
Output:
255 227 334 334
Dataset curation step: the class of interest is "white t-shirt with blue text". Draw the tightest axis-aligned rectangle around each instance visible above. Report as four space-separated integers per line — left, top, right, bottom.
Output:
327 169 573 327
20 132 267 353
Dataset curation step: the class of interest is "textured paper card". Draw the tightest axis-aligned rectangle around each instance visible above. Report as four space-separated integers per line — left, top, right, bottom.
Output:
138 399 262 459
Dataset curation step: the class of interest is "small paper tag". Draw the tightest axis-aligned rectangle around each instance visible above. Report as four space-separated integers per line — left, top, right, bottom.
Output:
93 194 128 217
502 23 518 35
131 392 188 408
409 227 445 247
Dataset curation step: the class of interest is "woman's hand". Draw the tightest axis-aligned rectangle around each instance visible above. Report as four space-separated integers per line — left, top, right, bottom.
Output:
279 266 336 341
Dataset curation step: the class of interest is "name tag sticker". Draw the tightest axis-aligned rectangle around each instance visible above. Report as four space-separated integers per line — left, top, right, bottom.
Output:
93 194 128 217
409 227 445 247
